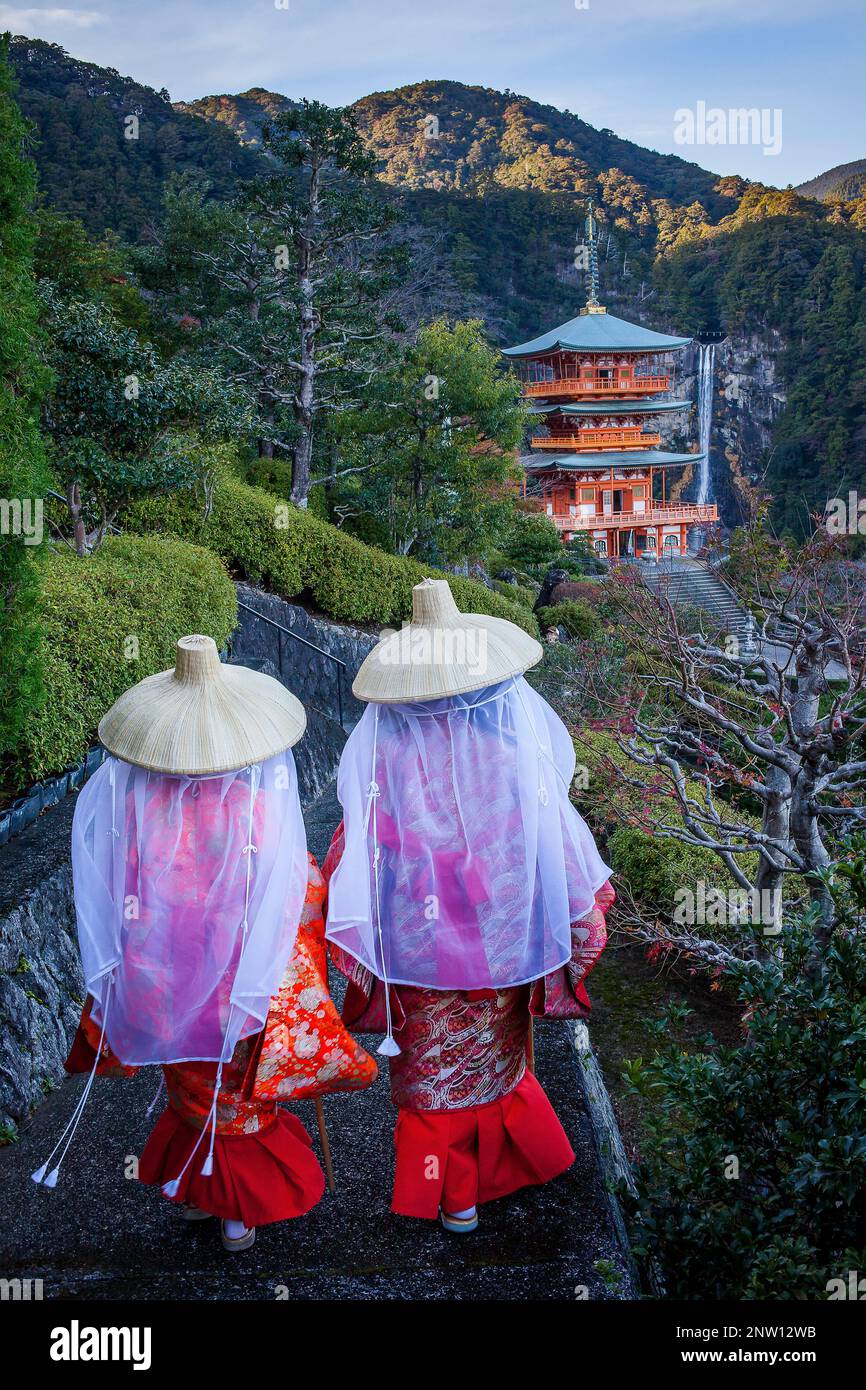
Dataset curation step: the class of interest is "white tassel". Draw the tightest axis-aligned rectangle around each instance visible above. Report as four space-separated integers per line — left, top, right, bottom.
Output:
162 1179 181 1199
377 1034 402 1057
200 1153 214 1177
29 980 113 1191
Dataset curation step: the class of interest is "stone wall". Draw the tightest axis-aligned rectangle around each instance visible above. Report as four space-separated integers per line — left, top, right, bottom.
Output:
0 586 377 1136
0 799 82 1136
232 582 378 732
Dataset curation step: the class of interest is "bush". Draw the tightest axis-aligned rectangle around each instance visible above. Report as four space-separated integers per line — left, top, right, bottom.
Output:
17 534 236 782
623 843 866 1299
536 598 602 641
0 39 51 767
550 579 602 600
125 470 539 636
492 578 536 609
607 824 738 921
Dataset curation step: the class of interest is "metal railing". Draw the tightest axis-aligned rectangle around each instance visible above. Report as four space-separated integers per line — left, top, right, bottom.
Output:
236 599 349 731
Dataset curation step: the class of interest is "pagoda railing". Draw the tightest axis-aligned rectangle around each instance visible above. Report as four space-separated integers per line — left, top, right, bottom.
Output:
531 428 662 450
524 375 670 399
545 503 718 532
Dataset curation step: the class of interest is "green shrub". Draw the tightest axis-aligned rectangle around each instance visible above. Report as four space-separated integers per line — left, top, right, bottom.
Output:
0 39 51 766
492 578 536 609
607 824 737 920
536 598 602 641
623 843 866 1299
125 471 539 636
18 534 236 782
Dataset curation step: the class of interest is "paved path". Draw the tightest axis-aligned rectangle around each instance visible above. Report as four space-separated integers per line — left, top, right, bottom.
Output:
0 783 632 1301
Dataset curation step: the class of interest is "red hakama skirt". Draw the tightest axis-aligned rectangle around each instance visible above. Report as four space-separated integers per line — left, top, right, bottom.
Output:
138 1107 325 1228
391 1070 575 1219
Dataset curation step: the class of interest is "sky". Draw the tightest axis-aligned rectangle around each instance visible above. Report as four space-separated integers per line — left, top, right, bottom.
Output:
3 0 865 186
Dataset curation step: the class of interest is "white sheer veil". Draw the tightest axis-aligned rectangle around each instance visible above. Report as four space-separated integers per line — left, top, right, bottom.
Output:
71 749 309 1068
326 677 610 1001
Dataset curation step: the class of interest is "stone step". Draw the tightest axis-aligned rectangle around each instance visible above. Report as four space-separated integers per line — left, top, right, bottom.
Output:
640 564 753 637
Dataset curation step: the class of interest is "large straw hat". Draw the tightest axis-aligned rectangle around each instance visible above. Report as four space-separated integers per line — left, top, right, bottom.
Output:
98 635 306 776
352 578 543 703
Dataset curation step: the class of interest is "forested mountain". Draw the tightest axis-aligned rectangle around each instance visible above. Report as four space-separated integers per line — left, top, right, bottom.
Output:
173 87 297 144
180 78 730 212
8 36 866 537
8 37 261 240
797 157 866 203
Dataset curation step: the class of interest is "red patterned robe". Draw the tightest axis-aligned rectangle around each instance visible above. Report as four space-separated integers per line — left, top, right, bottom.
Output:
66 854 377 1228
323 824 614 1219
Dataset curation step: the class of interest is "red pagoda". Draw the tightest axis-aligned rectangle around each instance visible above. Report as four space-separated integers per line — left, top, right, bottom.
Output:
503 206 717 560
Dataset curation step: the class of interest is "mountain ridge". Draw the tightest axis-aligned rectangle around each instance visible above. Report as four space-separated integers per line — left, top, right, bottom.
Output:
178 76 734 216
796 157 866 203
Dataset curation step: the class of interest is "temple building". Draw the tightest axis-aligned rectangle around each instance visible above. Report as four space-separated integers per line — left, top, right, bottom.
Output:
502 208 718 560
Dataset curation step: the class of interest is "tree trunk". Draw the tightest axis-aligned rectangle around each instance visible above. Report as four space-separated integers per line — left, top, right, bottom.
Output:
291 159 319 509
790 652 834 939
66 480 87 558
756 758 791 939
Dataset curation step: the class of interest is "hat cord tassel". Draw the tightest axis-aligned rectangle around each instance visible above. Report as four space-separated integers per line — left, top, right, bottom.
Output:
514 680 553 805
165 765 259 1196
367 709 400 1057
31 979 114 1190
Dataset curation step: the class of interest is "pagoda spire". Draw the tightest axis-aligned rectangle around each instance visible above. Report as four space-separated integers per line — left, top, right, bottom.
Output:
581 198 606 315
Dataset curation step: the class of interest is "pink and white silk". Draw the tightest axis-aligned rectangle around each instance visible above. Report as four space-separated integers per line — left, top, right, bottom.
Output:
326 678 611 993
71 752 308 1067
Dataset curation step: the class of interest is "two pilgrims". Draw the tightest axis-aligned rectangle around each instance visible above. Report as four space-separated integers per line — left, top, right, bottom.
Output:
36 582 612 1245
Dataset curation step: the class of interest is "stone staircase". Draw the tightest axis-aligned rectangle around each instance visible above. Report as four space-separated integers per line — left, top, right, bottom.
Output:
639 558 753 642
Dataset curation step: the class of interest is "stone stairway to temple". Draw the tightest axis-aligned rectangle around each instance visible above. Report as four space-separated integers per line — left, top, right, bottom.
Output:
639 557 753 642
0 778 635 1302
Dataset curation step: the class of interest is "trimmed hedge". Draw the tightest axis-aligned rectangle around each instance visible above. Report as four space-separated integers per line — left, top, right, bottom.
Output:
18 534 236 782
125 471 539 637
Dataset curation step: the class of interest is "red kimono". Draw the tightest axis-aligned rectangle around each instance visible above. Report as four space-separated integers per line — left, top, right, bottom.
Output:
66 854 377 1228
323 824 614 1219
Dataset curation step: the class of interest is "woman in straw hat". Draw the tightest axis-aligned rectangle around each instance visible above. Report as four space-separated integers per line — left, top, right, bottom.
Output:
36 635 376 1252
324 580 614 1233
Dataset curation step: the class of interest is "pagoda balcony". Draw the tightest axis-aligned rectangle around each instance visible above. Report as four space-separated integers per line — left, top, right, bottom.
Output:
545 503 719 532
531 428 662 450
524 374 670 399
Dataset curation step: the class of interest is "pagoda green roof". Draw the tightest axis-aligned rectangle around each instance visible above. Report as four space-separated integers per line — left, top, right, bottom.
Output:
530 400 692 416
504 310 692 357
522 450 703 472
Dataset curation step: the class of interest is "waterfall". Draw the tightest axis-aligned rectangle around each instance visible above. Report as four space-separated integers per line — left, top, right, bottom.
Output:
695 342 715 506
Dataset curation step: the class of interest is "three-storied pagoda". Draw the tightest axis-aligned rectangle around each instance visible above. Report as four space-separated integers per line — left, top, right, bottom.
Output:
503 206 717 559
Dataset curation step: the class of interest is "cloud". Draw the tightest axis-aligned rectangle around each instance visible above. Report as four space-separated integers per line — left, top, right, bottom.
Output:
0 6 105 29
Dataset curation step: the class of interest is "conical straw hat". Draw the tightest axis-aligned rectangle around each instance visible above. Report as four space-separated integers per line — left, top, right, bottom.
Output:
352 579 543 703
98 635 306 776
